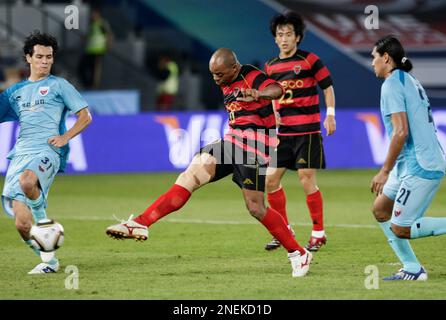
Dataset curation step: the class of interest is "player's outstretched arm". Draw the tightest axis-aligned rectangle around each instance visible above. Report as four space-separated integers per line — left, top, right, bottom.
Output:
236 83 283 102
48 108 92 148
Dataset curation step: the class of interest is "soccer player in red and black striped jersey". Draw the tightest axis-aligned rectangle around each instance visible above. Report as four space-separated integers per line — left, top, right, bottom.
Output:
106 48 313 278
263 11 336 252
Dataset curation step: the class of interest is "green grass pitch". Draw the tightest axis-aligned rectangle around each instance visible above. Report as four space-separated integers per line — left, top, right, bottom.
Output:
1 170 446 299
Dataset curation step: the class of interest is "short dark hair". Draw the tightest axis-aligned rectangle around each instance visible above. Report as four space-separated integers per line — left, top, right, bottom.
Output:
375 35 413 72
270 11 305 44
23 31 58 58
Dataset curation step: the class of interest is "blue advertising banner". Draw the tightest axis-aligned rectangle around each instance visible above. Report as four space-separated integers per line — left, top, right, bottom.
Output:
1 109 446 174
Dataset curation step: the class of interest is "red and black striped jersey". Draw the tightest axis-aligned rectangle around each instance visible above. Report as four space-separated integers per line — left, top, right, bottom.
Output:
265 50 333 136
220 64 281 161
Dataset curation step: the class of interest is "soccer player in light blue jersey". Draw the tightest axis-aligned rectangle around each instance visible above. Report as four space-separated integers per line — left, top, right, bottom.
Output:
0 31 92 274
370 36 446 281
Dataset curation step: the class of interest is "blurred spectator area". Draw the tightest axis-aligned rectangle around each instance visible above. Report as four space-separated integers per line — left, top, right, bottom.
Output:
1 0 445 112
0 0 214 112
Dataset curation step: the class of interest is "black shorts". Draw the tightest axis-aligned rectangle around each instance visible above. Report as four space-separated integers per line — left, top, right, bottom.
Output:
199 139 267 191
270 133 326 170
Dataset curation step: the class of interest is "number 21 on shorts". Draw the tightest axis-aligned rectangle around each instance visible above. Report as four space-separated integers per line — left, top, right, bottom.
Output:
396 188 411 206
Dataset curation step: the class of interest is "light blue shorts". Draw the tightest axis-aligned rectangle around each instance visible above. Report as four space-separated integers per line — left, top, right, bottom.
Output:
2 151 60 218
383 169 442 227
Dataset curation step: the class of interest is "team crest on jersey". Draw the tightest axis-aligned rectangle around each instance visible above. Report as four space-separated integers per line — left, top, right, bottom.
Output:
394 209 402 217
39 86 50 96
293 65 302 75
233 87 240 98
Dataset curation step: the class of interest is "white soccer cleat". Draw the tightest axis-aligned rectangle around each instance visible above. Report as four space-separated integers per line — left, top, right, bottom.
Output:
288 248 313 277
28 261 60 274
106 215 148 241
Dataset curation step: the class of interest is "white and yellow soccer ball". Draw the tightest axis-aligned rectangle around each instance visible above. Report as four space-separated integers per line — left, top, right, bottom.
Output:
30 219 64 252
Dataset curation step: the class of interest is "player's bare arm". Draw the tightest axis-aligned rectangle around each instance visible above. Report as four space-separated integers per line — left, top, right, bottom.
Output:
236 83 283 102
370 111 408 195
323 85 336 136
48 108 92 148
272 99 282 127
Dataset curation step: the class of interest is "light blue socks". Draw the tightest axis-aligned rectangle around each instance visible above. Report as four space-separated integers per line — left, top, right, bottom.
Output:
410 217 446 239
25 193 56 263
379 220 421 273
25 193 46 223
25 240 58 265
25 239 40 256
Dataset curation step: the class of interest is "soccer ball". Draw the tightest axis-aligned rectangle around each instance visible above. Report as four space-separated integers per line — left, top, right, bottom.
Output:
30 219 64 252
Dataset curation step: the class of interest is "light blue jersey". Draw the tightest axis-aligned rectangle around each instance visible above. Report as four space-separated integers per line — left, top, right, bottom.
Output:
381 70 446 179
0 75 87 171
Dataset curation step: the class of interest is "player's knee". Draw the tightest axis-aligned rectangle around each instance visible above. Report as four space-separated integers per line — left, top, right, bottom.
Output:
15 219 31 235
372 203 391 222
265 177 280 193
245 200 265 220
298 173 315 189
19 171 37 195
179 170 204 189
391 224 410 239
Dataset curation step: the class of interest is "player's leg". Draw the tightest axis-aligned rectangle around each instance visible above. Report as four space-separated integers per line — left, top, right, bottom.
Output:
235 159 312 277
382 175 446 281
20 152 60 224
296 133 327 251
400 177 446 240
3 157 40 256
13 200 59 274
19 170 46 222
264 166 291 250
3 154 59 273
242 188 312 277
298 168 326 251
373 194 422 279
266 167 288 221
390 176 446 239
13 200 38 254
263 136 297 251
106 151 219 240
373 172 424 280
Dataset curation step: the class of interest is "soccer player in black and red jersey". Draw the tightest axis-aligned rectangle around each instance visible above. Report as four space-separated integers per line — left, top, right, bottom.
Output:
106 48 313 277
263 11 336 252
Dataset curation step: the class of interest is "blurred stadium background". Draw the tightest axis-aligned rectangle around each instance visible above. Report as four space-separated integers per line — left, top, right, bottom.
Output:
1 0 446 300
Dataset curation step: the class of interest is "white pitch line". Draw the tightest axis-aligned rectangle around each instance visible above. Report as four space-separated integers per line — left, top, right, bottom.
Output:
62 216 378 229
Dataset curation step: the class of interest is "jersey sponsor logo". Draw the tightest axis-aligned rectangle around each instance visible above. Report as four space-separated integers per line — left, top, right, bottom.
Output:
20 99 45 112
225 102 242 124
280 79 304 90
39 86 50 96
293 65 302 75
226 101 242 113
